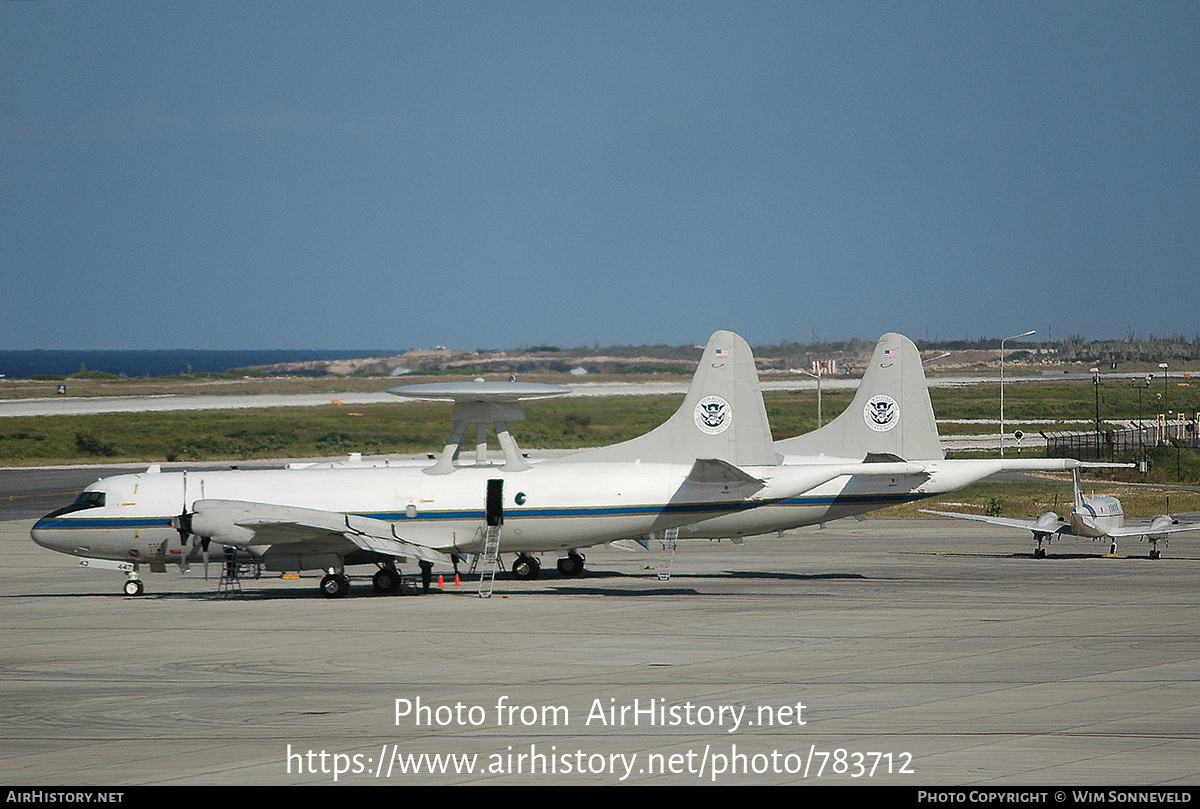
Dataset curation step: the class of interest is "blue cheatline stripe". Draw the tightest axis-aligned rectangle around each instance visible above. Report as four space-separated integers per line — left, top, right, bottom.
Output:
33 518 174 530
364 499 784 521
34 492 935 532
35 500 773 530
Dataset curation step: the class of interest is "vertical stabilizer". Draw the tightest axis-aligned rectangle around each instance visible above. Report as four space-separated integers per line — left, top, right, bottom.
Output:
556 330 776 466
774 333 943 461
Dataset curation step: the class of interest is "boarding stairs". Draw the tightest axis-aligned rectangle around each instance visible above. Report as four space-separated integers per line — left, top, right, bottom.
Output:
478 524 502 598
217 546 242 597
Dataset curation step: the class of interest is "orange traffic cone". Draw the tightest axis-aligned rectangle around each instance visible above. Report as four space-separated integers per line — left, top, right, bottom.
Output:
455 573 461 586
438 574 444 588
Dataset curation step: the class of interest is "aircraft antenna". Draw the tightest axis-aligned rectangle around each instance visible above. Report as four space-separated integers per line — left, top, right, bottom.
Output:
389 380 571 475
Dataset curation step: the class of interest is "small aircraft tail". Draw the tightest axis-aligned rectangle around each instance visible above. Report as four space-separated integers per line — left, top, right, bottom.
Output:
557 330 776 467
774 332 944 461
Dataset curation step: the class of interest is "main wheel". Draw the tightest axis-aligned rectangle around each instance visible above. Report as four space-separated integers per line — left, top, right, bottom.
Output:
557 552 584 577
373 568 402 594
512 555 540 580
320 573 350 598
123 579 144 596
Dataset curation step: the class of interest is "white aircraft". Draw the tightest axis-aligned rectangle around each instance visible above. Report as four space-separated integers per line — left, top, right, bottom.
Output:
921 468 1200 558
30 331 923 598
668 332 1116 544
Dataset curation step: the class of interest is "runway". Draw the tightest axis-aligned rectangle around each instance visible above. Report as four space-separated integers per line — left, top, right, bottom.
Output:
2 512 1197 785
0 374 1071 418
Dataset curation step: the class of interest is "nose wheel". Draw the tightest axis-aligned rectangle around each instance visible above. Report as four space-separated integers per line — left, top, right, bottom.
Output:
123 577 144 596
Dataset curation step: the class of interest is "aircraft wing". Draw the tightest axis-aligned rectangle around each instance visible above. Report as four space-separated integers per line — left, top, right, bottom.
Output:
187 499 447 564
920 509 1072 535
1103 519 1200 539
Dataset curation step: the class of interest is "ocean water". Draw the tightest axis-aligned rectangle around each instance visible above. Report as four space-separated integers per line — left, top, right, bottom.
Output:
0 349 398 378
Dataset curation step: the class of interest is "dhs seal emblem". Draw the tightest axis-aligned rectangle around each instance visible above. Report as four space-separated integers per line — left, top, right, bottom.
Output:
863 394 899 432
694 395 732 435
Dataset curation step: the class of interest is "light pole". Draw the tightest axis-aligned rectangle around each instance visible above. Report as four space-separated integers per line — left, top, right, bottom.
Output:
1176 411 1182 479
789 366 824 427
1156 393 1163 447
1000 329 1036 457
1159 363 1169 427
1133 375 1151 472
1090 367 1101 459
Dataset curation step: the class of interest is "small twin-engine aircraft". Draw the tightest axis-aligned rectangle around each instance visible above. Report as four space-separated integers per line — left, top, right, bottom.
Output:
922 467 1200 558
30 331 924 597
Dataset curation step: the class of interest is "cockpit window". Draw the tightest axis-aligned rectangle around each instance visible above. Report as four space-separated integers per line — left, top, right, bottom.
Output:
43 490 107 518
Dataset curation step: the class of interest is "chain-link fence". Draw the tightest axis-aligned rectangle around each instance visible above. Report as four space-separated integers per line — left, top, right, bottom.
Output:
1043 414 1199 461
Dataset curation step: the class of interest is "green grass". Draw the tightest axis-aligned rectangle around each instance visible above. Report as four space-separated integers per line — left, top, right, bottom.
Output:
0 404 449 464
0 397 689 464
2 381 1198 483
928 379 1200 421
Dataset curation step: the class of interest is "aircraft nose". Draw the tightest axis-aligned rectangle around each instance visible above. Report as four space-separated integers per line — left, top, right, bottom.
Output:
31 516 74 553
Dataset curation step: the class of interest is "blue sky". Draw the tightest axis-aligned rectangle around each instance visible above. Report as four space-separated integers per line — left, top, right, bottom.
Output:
3 2 1197 350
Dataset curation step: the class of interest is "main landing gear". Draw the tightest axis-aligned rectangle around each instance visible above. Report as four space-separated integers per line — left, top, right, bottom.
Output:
556 551 585 577
321 564 407 598
511 552 586 580
320 570 351 598
511 554 540 580
372 564 403 594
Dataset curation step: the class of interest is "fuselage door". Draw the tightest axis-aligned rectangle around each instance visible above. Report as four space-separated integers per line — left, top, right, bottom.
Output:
487 479 504 527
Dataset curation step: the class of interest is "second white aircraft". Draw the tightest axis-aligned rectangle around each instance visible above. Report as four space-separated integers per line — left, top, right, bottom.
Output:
31 331 919 597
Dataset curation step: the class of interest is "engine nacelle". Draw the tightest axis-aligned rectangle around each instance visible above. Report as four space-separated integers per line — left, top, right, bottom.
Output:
1147 514 1177 536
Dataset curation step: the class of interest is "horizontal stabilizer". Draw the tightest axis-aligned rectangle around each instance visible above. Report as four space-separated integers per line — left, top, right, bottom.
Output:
1105 520 1200 539
609 539 651 552
686 458 766 487
833 461 927 477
